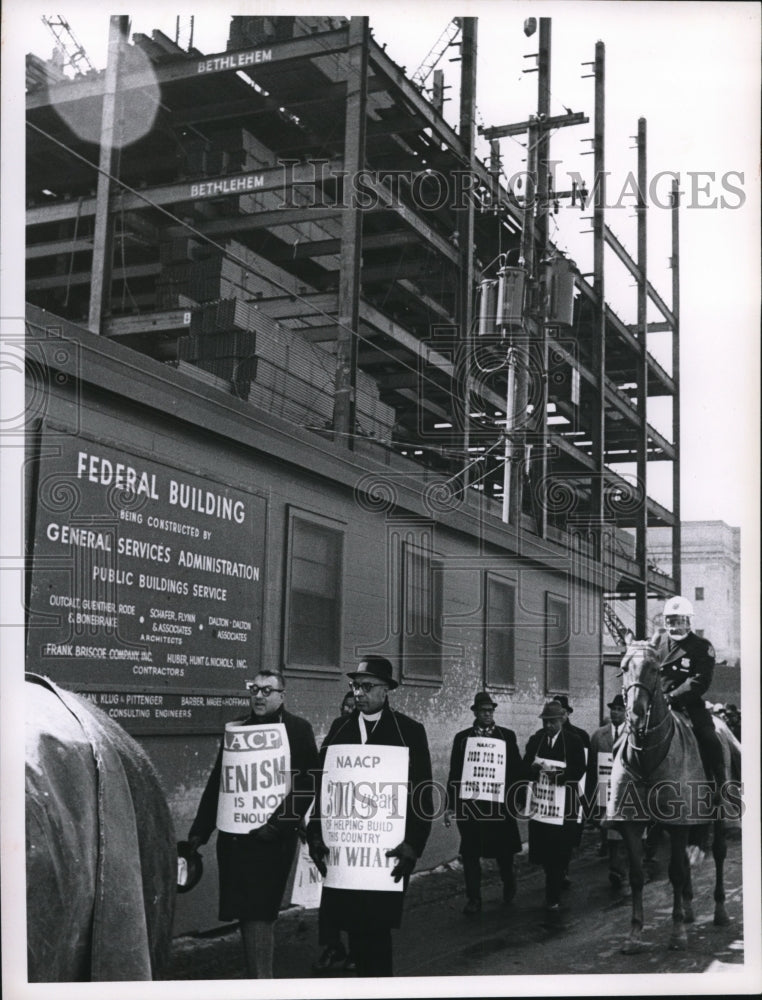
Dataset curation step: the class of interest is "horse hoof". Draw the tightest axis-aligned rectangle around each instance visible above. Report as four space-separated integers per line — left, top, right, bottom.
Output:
714 909 730 927
668 936 687 951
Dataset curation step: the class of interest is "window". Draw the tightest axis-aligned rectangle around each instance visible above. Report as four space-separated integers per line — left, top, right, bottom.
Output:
401 541 443 682
695 586 704 601
544 593 569 693
485 575 516 688
284 511 343 672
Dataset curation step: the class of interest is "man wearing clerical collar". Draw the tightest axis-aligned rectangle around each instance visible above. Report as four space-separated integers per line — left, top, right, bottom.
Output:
308 656 432 977
444 692 523 915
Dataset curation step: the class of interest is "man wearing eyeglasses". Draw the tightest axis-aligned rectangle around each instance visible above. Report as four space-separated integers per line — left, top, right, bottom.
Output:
307 656 433 977
187 670 318 978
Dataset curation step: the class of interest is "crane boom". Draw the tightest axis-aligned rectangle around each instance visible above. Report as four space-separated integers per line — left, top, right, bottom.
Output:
41 15 97 76
411 18 461 90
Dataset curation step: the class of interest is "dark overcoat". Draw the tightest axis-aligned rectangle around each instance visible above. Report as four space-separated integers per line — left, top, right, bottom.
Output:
652 630 715 710
522 727 586 865
563 719 591 750
311 702 433 931
189 707 319 922
446 724 523 858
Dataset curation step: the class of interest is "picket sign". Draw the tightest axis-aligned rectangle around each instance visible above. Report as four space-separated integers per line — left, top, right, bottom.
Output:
291 840 323 909
216 722 290 833
320 743 408 893
576 747 588 823
526 756 565 826
597 750 614 809
460 736 506 803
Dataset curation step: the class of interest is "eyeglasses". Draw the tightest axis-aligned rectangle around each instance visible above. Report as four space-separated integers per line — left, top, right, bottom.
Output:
349 681 386 694
245 683 284 697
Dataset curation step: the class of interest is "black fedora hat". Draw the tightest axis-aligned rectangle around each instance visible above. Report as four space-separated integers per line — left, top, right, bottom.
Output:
552 694 573 713
176 841 203 894
471 691 498 712
540 701 566 720
347 656 398 690
607 694 625 710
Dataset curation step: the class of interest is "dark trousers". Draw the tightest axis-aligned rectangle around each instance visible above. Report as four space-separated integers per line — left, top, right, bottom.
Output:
543 845 572 906
463 847 515 901
347 928 393 977
685 700 726 782
317 909 342 950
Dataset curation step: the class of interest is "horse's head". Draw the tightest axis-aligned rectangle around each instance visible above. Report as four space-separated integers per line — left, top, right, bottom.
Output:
619 639 662 738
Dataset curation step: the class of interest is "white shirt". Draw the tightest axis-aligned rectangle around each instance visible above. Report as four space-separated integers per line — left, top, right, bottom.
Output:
545 731 560 751
359 709 382 744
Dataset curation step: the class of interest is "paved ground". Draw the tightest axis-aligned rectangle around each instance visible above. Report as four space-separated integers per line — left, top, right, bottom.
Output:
166 825 746 986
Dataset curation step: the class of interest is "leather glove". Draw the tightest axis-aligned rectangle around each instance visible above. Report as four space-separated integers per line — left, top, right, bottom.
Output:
187 835 203 853
385 841 417 883
308 836 329 877
250 821 279 842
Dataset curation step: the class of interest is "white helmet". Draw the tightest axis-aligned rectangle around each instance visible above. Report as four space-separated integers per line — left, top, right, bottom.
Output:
663 595 693 639
663 595 693 618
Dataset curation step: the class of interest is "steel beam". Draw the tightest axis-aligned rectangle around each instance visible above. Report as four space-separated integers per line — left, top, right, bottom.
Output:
333 17 369 441
26 28 352 110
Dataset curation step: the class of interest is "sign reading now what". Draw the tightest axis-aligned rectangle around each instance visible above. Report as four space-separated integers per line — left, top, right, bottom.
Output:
321 744 409 893
216 722 290 832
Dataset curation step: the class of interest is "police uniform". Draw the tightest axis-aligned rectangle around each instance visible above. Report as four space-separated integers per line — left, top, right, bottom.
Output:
652 630 725 785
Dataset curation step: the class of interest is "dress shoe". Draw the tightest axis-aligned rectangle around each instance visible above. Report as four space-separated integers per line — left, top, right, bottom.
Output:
312 945 348 974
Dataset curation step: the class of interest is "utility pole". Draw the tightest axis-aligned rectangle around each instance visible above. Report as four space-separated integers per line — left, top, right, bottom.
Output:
458 17 477 486
479 17 588 530
635 117 649 634
671 178 682 593
591 41 606 561
534 17 551 539
333 16 369 445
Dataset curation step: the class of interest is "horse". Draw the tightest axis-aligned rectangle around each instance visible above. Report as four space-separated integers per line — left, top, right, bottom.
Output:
606 641 741 954
26 673 177 981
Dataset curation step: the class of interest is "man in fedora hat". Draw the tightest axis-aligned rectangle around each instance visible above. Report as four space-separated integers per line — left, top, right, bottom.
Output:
586 695 628 882
522 701 586 928
308 656 432 977
444 692 523 914
550 694 590 887
552 693 591 750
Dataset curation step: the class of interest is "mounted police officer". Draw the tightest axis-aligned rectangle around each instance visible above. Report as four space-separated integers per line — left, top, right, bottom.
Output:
652 595 726 793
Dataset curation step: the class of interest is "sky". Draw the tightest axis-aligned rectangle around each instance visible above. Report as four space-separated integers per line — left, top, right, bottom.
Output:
4 1 761 530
